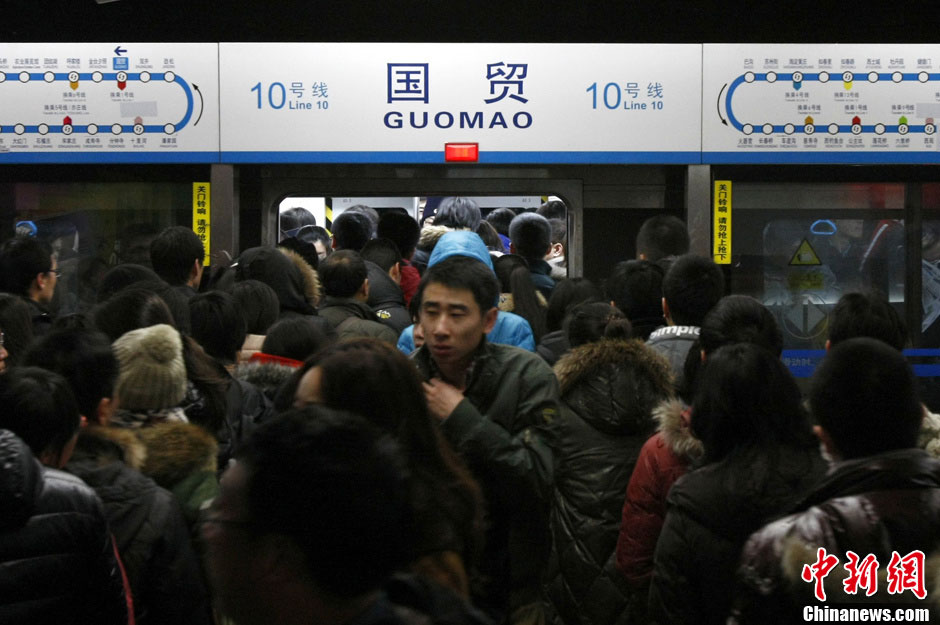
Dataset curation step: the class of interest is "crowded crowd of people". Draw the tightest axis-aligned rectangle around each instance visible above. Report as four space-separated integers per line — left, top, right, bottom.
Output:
0 199 938 625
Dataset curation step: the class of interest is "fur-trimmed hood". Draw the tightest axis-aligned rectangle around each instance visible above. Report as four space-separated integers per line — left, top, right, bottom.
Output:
279 247 321 307
71 425 149 471
134 422 217 490
417 223 471 250
652 398 704 463
554 338 673 436
233 360 296 396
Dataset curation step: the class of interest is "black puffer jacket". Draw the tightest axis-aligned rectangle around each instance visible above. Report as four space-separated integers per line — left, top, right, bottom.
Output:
649 444 826 625
65 427 212 625
731 448 940 624
545 339 673 625
0 429 129 625
366 261 411 336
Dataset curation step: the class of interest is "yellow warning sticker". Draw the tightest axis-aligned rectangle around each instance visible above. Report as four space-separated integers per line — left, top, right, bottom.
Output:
787 271 825 291
713 180 731 265
789 239 820 266
192 182 211 267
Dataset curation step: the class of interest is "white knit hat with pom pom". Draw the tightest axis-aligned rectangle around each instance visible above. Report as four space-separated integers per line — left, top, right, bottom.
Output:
113 324 187 411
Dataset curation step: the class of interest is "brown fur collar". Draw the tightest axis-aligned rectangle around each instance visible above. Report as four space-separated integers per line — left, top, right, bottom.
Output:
77 425 148 471
554 338 673 398
279 247 321 307
134 422 218 488
417 224 471 249
652 398 704 462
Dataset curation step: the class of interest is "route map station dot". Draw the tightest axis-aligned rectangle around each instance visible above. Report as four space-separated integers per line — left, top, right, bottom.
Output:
927 124 937 135
784 123 795 135
14 124 25 135
851 124 862 135
68 72 79 83
875 124 886 135
792 72 803 82
742 124 754 135
818 71 830 83
92 72 103 83
133 124 144 135
0 72 5 83
117 72 127 82
920 72 930 83
87 124 98 135
139 72 151 83
804 124 815 134
111 124 122 135
18 72 29 83
744 72 756 83
766 71 777 83
43 72 54 83
842 72 854 82
899 124 909 135
762 123 774 134
163 71 176 82
62 125 73 135
164 124 175 134
828 123 839 134
868 72 879 83
37 124 48 135
893 72 903 83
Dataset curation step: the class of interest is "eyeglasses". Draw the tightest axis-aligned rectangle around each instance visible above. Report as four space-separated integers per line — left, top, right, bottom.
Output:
0 332 5 348
48 269 61 278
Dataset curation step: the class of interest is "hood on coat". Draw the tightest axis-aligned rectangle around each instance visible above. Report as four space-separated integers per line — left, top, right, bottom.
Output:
135 422 218 490
0 429 41 530
427 230 493 270
653 398 704 463
234 360 297 393
418 223 471 251
554 338 674 436
279 247 322 307
234 246 315 316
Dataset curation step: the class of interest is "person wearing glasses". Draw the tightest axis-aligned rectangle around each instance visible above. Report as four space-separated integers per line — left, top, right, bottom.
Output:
0 236 59 336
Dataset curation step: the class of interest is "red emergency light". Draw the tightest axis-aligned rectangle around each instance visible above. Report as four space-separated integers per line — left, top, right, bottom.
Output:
444 143 479 162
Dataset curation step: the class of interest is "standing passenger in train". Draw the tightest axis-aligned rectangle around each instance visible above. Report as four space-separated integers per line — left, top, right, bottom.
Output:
316 250 398 343
0 235 59 335
485 207 517 253
645 254 724 383
232 246 322 322
397 231 536 353
634 215 690 274
731 338 940 623
544 303 672 625
362 237 412 335
508 212 556 299
412 254 561 625
0 369 130 625
149 226 205 300
545 218 567 281
331 209 374 252
648 343 825 625
494 254 547 343
535 277 603 366
378 211 422 305
412 197 483 274
277 206 316 240
0 293 34 367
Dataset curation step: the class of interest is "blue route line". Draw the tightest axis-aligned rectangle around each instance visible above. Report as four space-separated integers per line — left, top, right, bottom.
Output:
724 71 940 135
0 72 194 134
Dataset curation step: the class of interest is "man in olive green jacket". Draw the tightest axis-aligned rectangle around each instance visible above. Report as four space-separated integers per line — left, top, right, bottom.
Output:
412 250 561 625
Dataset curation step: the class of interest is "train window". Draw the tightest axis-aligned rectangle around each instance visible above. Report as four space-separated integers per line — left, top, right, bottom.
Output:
276 195 568 278
2 180 194 317
726 182 905 350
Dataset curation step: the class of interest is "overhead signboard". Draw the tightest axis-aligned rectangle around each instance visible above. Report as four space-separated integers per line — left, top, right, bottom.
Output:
0 43 219 163
703 44 940 163
218 43 703 164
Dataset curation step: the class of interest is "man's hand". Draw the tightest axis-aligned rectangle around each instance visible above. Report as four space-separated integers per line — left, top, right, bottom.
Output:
423 378 465 421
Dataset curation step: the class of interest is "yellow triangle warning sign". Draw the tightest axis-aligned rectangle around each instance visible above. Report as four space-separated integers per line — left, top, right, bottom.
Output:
789 239 821 266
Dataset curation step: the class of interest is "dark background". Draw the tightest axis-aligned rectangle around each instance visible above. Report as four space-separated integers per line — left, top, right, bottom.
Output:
3 0 939 43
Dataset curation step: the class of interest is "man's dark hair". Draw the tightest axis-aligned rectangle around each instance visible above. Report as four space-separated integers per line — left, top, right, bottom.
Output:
262 317 335 362
149 226 205 286
0 293 35 366
331 211 373 252
319 250 368 298
377 212 420 259
828 291 907 351
537 199 567 221
277 236 320 271
546 277 602 333
0 236 53 296
418 256 498 316
0 366 81 458
810 337 922 459
93 287 176 342
231 280 280 335
189 291 247 364
606 260 664 322
296 225 332 253
345 205 378 239
508 212 552 260
96 263 161 304
434 197 481 231
279 206 316 238
361 238 402 273
548 218 567 245
662 254 725 326
636 215 690 262
23 328 117 422
485 207 516 236
236 408 413 598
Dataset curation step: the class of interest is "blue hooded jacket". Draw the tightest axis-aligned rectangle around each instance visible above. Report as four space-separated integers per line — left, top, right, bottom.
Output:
397 231 535 353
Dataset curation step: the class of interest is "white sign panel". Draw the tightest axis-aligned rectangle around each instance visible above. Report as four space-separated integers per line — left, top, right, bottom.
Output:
0 43 219 163
703 44 940 163
219 43 702 163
